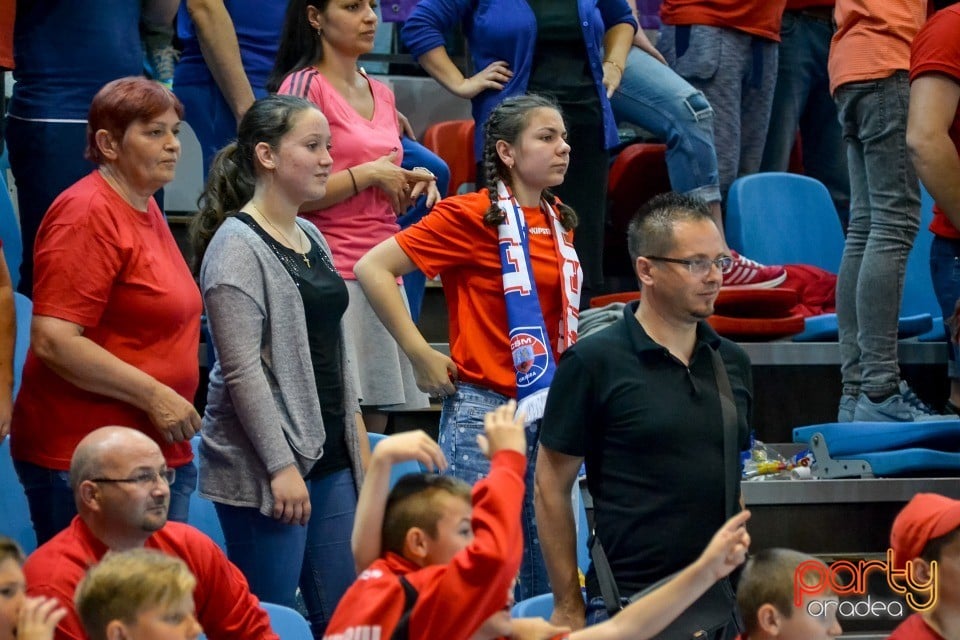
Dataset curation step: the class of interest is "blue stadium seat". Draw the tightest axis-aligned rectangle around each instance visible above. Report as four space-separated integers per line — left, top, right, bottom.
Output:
512 592 555 619
727 173 844 273
13 292 30 398
0 436 36 554
187 436 226 551
262 602 313 640
367 432 426 488
0 172 24 290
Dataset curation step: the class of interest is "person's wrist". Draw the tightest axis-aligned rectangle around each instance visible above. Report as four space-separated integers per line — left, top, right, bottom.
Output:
603 59 623 74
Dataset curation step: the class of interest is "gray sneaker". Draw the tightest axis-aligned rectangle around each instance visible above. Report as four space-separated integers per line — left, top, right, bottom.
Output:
837 394 857 422
854 392 958 422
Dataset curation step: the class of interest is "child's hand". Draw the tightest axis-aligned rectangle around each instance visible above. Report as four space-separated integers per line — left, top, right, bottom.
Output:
16 596 68 640
476 400 527 459
372 430 447 472
698 510 751 580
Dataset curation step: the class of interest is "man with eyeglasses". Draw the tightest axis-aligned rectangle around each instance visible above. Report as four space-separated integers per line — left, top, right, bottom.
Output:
536 192 753 635
21 426 279 640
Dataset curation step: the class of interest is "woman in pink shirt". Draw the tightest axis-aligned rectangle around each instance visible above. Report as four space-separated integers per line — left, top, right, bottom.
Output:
268 0 437 432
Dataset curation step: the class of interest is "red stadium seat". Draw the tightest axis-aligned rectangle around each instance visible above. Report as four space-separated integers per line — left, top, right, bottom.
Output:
422 119 476 197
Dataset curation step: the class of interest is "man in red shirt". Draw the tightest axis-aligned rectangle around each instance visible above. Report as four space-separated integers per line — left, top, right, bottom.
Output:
23 426 277 640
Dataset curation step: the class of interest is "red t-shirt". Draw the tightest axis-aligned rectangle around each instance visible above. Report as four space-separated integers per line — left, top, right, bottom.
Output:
660 0 787 40
0 0 13 69
395 190 567 398
24 518 279 640
11 171 201 469
889 613 945 639
910 5 960 239
323 450 525 640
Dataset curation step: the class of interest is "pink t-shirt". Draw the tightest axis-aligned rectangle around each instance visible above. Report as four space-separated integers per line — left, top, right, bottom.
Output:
279 68 402 279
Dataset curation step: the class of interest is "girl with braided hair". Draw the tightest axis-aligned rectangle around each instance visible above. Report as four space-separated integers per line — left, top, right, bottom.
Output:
355 93 582 602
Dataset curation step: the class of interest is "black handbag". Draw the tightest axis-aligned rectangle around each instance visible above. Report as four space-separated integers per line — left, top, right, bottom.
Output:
589 347 744 640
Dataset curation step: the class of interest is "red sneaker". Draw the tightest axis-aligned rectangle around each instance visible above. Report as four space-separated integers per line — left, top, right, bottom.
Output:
722 251 787 289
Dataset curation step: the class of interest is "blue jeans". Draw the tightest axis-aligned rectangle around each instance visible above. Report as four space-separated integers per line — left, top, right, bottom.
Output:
215 468 357 640
761 10 849 223
835 72 920 397
930 236 960 380
439 383 548 601
397 137 450 323
611 46 720 204
14 459 196 546
658 24 778 198
5 117 94 295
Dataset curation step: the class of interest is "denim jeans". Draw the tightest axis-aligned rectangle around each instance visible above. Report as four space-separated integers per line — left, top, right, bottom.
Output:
215 468 357 639
397 137 450 323
658 24 778 197
439 383 548 601
14 459 197 546
835 72 920 397
760 10 849 223
930 236 960 379
611 46 720 204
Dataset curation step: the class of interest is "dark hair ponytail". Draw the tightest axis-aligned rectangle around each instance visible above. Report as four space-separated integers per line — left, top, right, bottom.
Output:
189 94 321 273
480 94 578 230
267 0 328 93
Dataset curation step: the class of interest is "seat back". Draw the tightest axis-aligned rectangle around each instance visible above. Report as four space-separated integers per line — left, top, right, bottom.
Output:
606 144 670 277
13 292 31 398
726 173 844 273
575 485 591 573
0 436 36 553
367 432 427 487
262 602 313 639
187 436 227 551
511 592 554 619
0 171 23 290
901 184 940 318
422 120 476 197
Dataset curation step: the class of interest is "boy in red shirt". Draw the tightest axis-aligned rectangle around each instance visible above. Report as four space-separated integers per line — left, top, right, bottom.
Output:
331 401 752 640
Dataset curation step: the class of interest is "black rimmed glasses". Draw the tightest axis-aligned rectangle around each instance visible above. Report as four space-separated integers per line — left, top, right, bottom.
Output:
645 255 734 276
90 467 176 488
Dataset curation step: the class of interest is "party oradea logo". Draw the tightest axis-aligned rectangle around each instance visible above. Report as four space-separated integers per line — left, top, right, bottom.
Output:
795 550 938 620
510 327 549 387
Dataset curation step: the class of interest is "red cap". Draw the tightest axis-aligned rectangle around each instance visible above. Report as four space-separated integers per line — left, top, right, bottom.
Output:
890 493 960 569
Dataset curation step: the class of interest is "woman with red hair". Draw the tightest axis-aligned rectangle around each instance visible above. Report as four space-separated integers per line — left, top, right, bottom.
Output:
10 77 202 546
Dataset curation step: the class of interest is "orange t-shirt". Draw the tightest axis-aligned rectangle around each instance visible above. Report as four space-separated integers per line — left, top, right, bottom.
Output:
659 0 787 41
0 0 13 69
396 190 567 398
11 172 201 470
829 0 928 94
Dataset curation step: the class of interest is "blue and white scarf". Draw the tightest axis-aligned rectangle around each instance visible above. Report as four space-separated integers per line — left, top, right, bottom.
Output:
497 180 581 422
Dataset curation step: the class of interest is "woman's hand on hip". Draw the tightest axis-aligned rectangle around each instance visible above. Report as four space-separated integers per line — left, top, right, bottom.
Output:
454 60 513 99
270 465 311 526
409 346 458 398
146 384 202 443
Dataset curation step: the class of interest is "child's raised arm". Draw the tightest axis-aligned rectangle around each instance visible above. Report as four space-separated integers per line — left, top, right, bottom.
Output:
351 430 447 571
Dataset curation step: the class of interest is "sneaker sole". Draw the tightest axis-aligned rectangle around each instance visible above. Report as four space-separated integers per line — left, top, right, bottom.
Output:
721 271 788 290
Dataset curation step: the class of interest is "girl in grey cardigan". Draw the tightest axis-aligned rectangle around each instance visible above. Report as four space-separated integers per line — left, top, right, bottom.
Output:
190 94 369 638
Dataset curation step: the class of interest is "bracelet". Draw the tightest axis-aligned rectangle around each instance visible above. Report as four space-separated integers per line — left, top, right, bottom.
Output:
346 167 359 195
603 59 623 74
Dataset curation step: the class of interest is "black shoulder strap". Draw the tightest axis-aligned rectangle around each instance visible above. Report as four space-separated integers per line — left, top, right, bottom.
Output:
709 345 739 520
390 575 419 640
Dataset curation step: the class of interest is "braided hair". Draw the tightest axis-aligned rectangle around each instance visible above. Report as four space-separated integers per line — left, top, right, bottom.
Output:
481 94 578 230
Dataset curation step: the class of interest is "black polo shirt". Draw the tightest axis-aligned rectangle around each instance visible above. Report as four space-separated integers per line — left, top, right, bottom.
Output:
540 302 752 597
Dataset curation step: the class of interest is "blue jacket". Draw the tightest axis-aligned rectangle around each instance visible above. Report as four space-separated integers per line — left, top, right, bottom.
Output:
402 0 636 156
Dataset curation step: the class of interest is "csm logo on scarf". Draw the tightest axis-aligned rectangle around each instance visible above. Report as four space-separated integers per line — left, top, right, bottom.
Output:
510 326 550 387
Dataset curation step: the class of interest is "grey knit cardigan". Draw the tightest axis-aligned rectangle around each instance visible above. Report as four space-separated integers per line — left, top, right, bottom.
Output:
198 216 364 516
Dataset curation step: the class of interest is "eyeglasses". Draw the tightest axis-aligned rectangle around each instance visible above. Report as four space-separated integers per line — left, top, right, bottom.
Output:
645 255 734 276
90 468 176 488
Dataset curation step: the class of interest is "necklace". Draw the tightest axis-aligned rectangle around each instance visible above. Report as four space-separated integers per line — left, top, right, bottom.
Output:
248 203 311 268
